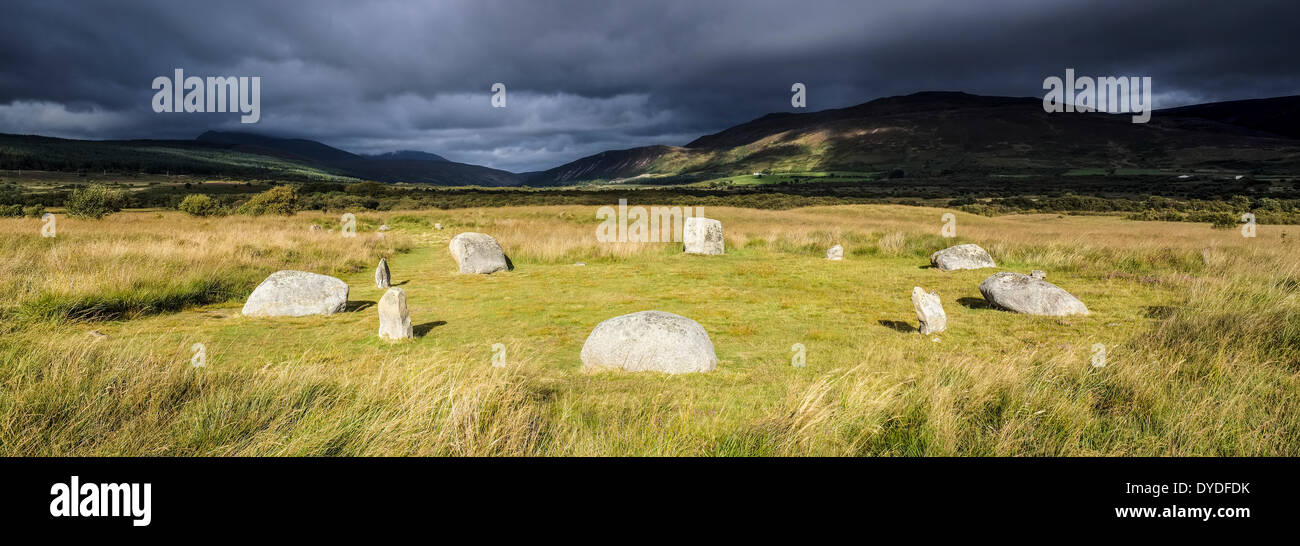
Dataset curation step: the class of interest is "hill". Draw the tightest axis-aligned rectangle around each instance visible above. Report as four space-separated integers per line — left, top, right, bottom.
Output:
527 92 1300 185
361 150 448 162
0 131 521 186
196 131 518 186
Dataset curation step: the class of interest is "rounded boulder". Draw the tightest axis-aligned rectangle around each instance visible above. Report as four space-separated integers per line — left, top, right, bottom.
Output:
979 272 1088 316
580 311 718 374
449 232 510 274
930 243 996 271
242 270 349 317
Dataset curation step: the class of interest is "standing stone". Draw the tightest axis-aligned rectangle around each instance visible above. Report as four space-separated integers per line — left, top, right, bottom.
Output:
377 287 412 340
1030 270 1046 279
826 245 844 261
580 311 717 374
929 243 996 271
375 258 391 289
242 270 348 317
449 232 510 274
434 223 443 230
683 217 724 255
911 286 946 335
979 272 1089 316
378 224 390 231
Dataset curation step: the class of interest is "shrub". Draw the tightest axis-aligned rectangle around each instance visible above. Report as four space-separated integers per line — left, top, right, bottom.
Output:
1205 212 1240 229
23 204 46 218
0 204 23 217
178 194 223 217
65 185 126 219
236 185 299 216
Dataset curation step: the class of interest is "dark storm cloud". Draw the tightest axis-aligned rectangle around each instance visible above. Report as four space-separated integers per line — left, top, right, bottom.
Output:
1 0 1297 172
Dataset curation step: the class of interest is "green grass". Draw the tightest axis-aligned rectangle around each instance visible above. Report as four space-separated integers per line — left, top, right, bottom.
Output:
1 206 1297 456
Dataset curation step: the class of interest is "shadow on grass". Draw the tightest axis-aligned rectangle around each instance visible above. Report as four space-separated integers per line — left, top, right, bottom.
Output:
878 319 916 333
957 297 992 310
414 321 447 337
346 300 377 312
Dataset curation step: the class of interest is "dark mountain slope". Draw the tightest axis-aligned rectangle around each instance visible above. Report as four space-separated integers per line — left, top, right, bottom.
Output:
527 92 1300 185
1157 95 1300 140
0 131 521 186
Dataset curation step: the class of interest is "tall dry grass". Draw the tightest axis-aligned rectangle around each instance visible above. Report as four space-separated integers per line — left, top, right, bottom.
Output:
0 212 405 320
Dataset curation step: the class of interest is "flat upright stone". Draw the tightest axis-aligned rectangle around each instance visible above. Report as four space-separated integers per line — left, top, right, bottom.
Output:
375 258 391 289
377 287 412 340
911 286 946 334
242 270 348 317
826 245 844 261
979 272 1089 316
449 232 509 274
683 217 724 255
929 243 996 271
580 311 718 374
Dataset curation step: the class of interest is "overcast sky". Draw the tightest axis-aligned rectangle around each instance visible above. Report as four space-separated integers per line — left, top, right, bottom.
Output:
1 0 1297 172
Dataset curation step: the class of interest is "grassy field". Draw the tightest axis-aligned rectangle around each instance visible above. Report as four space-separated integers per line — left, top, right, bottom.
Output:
1 205 1297 456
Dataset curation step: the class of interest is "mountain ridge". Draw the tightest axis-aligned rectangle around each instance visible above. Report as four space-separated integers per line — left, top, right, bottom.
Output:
527 92 1300 185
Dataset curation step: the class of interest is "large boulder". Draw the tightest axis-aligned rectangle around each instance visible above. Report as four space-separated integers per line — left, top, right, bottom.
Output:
449 232 509 274
826 245 844 261
930 244 996 271
911 287 946 334
979 272 1089 316
242 270 348 317
580 311 718 374
683 217 724 255
375 258 391 289
377 287 412 340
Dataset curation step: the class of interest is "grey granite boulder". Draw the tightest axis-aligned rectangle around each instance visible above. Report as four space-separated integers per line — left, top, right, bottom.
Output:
979 272 1088 316
911 286 946 334
826 245 844 261
242 270 348 317
375 258 391 289
449 232 509 274
930 244 996 271
377 287 412 340
683 217 724 255
580 311 718 374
